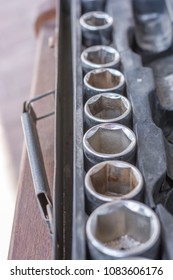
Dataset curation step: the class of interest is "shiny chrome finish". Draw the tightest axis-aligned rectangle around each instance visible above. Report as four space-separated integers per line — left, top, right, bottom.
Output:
84 68 125 100
83 123 136 168
80 11 113 47
81 46 120 73
84 93 131 128
85 160 144 213
86 200 160 259
132 0 173 53
81 0 106 13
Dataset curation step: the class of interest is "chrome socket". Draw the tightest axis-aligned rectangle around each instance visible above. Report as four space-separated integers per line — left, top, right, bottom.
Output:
81 0 106 13
85 161 144 213
83 123 136 169
86 200 160 259
84 68 125 100
84 93 131 129
81 45 120 74
80 11 113 47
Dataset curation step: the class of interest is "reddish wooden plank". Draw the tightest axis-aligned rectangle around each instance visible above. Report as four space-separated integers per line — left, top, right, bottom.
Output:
8 20 56 260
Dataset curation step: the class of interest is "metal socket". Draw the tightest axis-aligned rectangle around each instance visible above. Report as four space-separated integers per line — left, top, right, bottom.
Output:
81 0 106 13
83 123 136 168
85 161 143 213
84 68 125 100
80 11 113 47
132 0 173 53
84 93 131 129
81 45 120 73
86 200 160 259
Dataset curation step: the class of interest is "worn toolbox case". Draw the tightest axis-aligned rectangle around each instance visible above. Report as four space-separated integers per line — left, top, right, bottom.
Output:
22 0 173 259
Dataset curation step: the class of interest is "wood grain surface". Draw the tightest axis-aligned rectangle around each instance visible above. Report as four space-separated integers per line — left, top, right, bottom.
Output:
8 18 56 260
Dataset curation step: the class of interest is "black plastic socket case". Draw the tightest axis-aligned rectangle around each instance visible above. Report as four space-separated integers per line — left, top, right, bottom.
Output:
67 0 173 260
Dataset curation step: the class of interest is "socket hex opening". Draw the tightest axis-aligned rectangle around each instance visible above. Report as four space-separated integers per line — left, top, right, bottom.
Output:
86 15 107 26
83 124 136 165
87 127 131 154
81 46 120 70
96 206 150 246
89 162 139 197
86 200 160 259
87 94 128 120
85 161 143 213
87 48 115 64
84 69 125 93
88 70 120 89
80 11 113 31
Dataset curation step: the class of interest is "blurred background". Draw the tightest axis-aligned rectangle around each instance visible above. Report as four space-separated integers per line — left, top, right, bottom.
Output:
0 0 37 259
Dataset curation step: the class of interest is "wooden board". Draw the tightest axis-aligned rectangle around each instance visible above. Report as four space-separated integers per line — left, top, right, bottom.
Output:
8 20 56 260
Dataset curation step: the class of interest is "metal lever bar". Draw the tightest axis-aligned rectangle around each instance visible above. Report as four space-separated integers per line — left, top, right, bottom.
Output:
24 90 55 120
21 90 55 233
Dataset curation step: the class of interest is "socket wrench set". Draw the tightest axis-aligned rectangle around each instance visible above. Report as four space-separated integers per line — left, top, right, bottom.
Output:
22 0 173 259
70 0 173 260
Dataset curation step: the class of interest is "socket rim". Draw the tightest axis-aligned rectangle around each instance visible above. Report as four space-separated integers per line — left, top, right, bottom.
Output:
84 93 131 123
84 68 125 92
83 123 136 159
81 45 120 70
85 160 143 202
80 11 113 31
86 200 160 258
